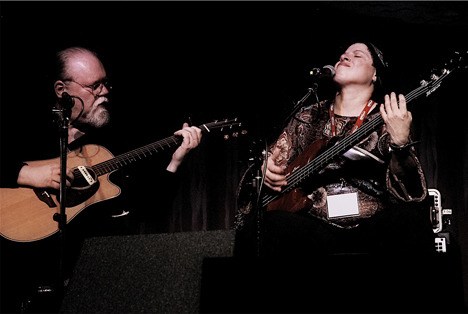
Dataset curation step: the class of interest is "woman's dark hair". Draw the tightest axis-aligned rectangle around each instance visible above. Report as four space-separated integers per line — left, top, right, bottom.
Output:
364 42 389 101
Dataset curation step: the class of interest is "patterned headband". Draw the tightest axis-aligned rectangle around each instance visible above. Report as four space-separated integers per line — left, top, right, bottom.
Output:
367 42 388 69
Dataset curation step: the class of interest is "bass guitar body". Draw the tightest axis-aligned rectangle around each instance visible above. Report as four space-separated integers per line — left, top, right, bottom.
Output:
265 138 329 213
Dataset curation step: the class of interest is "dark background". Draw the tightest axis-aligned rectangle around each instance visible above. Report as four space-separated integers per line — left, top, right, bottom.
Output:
2 1 468 310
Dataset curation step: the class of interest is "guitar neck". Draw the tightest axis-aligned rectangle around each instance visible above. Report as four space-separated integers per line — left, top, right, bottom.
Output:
91 135 183 176
89 118 243 177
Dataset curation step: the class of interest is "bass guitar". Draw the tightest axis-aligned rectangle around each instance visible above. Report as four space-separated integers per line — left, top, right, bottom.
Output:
236 51 467 228
1 118 245 242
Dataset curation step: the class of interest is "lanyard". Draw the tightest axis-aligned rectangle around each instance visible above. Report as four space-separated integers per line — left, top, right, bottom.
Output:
329 99 376 136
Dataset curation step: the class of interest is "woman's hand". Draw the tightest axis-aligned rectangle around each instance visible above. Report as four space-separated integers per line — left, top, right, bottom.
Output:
263 148 288 192
380 92 412 146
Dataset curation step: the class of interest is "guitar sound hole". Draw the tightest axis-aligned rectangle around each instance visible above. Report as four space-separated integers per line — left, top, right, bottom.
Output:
72 167 97 189
56 167 100 207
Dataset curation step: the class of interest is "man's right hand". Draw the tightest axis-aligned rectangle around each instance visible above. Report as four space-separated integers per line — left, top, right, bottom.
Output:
17 163 74 189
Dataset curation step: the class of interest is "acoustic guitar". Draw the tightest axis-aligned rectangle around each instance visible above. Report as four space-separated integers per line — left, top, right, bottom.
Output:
1 119 245 242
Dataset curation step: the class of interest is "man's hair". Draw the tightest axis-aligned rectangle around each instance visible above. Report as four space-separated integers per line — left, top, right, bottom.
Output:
55 46 99 81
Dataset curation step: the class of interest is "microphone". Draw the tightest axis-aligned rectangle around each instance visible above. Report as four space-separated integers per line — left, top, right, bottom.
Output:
309 65 336 79
58 92 74 109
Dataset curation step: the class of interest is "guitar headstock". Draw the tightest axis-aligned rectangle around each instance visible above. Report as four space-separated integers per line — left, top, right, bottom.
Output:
445 50 468 71
199 118 248 140
427 50 467 78
416 50 468 98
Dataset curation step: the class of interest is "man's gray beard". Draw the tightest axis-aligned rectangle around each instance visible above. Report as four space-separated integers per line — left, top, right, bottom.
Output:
87 107 110 128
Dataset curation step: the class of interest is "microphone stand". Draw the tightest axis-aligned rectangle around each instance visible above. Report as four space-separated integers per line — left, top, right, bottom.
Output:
252 82 320 256
281 83 319 130
243 80 322 258
248 139 268 258
51 100 72 303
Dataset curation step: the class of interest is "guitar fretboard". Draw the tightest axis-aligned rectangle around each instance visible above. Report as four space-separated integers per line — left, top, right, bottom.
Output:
71 118 242 179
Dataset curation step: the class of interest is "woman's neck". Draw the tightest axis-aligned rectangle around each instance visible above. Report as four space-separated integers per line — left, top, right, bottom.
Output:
333 86 374 116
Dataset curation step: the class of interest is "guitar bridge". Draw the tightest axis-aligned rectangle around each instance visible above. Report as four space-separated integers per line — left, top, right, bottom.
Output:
34 189 57 208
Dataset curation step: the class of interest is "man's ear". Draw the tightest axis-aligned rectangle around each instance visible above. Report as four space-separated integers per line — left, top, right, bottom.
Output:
54 80 66 97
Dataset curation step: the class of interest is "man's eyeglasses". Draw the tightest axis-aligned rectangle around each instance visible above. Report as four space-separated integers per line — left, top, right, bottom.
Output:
64 78 112 96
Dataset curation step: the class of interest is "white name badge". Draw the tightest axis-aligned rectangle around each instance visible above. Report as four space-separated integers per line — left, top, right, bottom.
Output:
327 192 359 219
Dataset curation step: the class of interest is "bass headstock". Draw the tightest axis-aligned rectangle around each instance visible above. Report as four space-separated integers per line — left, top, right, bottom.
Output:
415 50 468 99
